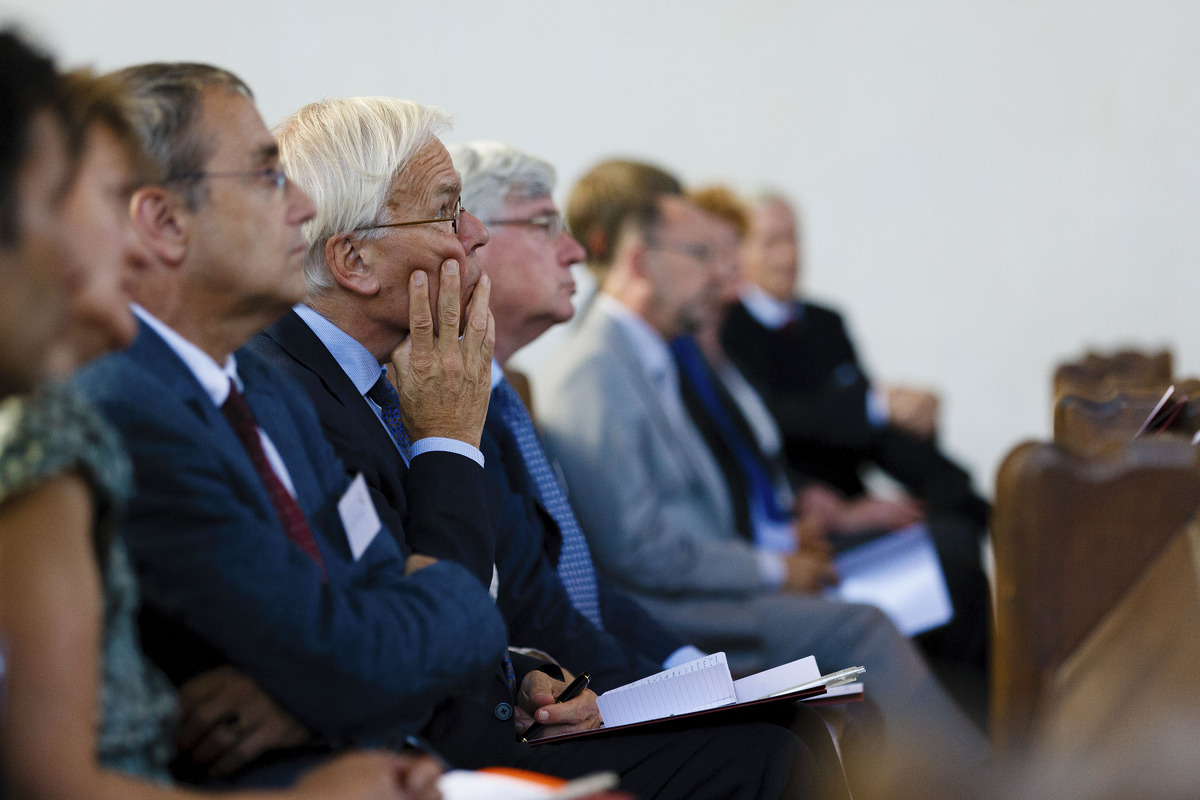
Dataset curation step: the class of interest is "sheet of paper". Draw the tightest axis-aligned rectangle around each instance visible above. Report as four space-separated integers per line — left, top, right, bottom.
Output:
732 655 820 702
596 652 735 727
824 523 953 636
439 769 618 800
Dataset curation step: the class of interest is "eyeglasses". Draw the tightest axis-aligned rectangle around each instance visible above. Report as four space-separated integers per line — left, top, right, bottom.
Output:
167 167 289 192
354 197 465 235
483 213 565 239
647 239 718 265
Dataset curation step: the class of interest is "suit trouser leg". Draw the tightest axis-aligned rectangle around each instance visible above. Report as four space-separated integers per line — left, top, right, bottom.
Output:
513 721 825 800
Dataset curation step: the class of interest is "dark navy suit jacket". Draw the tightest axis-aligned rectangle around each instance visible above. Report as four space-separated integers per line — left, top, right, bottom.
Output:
721 299 987 525
246 312 580 769
74 320 509 764
480 401 683 693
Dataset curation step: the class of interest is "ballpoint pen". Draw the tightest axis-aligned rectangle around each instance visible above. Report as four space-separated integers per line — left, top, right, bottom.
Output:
520 671 591 743
760 665 867 700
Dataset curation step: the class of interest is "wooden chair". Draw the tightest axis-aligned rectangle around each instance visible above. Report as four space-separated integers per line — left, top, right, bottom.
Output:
1052 377 1200 455
1052 348 1173 402
990 435 1200 754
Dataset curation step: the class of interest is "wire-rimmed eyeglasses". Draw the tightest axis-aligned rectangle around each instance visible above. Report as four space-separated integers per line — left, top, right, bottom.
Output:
482 212 565 239
354 197 465 235
165 167 289 192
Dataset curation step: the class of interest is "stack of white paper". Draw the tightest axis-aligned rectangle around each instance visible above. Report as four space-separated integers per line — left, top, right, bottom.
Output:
824 523 954 636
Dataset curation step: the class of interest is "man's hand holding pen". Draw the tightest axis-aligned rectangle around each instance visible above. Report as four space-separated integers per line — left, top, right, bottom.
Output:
515 670 601 741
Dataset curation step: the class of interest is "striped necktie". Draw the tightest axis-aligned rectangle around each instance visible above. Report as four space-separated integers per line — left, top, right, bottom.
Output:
492 380 604 629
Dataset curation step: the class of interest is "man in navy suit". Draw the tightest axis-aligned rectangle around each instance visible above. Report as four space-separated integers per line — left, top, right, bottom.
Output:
72 64 513 782
89 74 823 799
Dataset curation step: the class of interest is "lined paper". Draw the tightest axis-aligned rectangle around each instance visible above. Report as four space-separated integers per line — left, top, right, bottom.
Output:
596 653 736 727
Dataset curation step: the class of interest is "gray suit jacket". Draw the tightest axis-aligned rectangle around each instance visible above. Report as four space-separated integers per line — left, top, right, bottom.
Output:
535 305 769 599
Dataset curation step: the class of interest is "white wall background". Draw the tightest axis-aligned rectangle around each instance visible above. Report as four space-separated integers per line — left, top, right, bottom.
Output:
6 0 1200 495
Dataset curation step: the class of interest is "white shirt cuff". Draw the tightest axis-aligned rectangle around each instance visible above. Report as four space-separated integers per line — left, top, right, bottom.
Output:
409 437 485 468
662 645 708 670
756 551 787 589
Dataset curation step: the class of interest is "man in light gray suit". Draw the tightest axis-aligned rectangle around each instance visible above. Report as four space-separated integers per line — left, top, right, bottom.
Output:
535 159 989 768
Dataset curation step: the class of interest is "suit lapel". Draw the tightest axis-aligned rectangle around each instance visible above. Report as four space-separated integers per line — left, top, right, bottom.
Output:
125 320 244 455
263 311 408 468
264 311 365 411
588 311 734 528
125 321 295 521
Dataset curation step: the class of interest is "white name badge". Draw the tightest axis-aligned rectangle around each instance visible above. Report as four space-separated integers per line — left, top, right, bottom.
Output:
339 473 381 561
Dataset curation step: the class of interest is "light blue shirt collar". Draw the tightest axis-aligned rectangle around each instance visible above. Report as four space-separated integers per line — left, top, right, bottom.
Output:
293 304 387 394
292 304 486 469
490 358 504 390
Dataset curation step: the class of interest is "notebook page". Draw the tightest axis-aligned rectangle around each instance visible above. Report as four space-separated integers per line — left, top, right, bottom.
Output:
824 523 953 636
596 653 736 727
732 655 820 702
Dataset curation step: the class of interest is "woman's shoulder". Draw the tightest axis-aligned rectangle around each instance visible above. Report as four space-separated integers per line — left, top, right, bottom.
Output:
0 381 133 520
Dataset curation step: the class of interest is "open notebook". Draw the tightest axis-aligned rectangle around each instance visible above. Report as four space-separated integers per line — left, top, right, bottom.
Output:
532 653 863 743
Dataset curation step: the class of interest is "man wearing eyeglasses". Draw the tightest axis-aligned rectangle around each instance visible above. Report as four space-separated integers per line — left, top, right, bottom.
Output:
534 159 992 780
75 67 509 786
446 140 713 681
246 99 824 799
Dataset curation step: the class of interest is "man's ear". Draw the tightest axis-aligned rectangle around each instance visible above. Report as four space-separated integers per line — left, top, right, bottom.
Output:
129 186 187 266
325 232 380 296
623 231 651 280
585 229 607 263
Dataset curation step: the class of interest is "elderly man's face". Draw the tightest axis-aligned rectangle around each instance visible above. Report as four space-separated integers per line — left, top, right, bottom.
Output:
0 110 73 395
185 88 316 315
482 192 584 356
642 196 724 339
742 198 800 302
360 139 489 335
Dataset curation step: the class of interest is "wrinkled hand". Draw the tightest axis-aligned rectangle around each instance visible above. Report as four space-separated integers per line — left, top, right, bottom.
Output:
781 551 840 594
886 386 939 440
391 259 494 448
837 494 924 533
176 666 310 777
292 751 442 800
514 669 602 740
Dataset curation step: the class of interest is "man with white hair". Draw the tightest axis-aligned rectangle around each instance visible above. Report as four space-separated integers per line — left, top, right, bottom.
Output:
249 97 828 800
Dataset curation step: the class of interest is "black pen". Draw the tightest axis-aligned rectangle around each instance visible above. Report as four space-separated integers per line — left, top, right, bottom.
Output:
520 671 591 743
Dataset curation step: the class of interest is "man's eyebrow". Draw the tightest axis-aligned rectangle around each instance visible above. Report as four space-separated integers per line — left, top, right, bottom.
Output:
252 143 280 166
432 179 461 201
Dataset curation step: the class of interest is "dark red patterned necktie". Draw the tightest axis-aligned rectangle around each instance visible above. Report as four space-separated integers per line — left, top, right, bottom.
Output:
221 382 327 581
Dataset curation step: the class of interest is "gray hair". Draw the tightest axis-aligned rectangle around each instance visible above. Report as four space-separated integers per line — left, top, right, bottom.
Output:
108 62 252 208
447 140 556 225
273 97 451 297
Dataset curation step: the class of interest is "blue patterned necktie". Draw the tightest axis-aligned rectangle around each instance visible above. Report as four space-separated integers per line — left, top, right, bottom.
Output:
492 379 604 629
367 371 413 462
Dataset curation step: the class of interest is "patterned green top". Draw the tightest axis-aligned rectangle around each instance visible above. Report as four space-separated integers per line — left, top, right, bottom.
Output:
0 382 176 781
